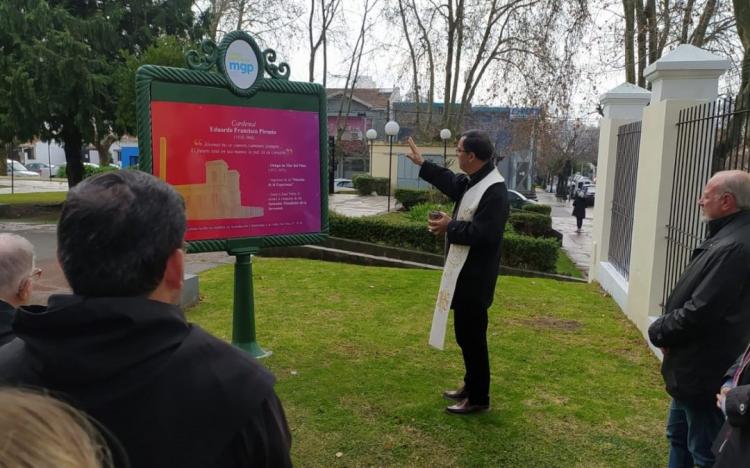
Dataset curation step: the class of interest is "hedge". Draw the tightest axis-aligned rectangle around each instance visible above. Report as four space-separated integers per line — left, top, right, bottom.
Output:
352 175 389 195
500 232 558 272
395 189 451 209
522 203 552 215
508 211 552 238
329 212 558 272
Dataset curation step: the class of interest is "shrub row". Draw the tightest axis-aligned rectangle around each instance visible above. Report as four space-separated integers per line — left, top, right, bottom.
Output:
352 175 389 195
394 188 451 209
507 211 552 238
329 212 558 272
522 203 552 215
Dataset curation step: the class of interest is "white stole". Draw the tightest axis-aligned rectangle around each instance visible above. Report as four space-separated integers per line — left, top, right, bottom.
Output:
428 168 505 349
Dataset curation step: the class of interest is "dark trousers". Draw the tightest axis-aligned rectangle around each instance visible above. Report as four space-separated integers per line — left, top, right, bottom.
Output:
666 398 724 468
453 305 490 405
576 216 584 230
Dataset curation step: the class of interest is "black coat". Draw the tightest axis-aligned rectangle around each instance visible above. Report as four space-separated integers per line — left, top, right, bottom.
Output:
0 295 292 468
649 210 750 406
419 161 509 310
0 300 14 347
572 192 586 218
713 352 750 466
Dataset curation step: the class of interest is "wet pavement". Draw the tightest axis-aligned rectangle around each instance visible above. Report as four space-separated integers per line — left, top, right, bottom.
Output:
534 189 593 277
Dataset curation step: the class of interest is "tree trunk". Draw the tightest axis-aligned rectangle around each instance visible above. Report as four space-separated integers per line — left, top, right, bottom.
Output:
94 134 117 167
399 0 421 134
62 126 84 187
442 0 455 127
412 2 435 133
635 0 647 87
736 0 750 98
690 0 717 47
623 0 636 84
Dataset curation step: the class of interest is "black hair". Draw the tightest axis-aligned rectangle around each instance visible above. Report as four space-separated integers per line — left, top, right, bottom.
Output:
57 170 186 297
460 129 494 161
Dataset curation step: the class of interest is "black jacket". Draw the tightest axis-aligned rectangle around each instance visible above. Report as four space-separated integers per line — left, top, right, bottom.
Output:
713 350 750 466
649 210 750 406
419 161 509 310
0 300 14 347
0 295 292 468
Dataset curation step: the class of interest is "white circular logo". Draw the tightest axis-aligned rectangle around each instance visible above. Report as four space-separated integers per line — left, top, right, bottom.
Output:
224 40 259 90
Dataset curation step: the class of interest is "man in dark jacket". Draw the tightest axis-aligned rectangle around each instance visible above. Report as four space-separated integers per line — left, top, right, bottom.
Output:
0 171 292 468
0 233 37 346
649 170 750 468
406 130 509 415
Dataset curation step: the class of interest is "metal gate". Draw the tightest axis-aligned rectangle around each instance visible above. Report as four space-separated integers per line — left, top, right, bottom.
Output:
608 121 642 279
662 93 750 310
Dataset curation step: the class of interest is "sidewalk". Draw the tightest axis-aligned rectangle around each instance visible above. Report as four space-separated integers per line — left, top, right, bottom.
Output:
535 189 593 277
0 177 68 195
328 193 399 217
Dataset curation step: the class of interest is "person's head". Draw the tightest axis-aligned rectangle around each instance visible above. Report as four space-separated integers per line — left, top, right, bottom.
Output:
456 130 494 175
0 388 112 468
698 170 750 221
0 233 38 308
57 170 186 304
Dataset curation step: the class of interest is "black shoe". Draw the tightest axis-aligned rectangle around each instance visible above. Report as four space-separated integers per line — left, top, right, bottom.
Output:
446 398 490 415
442 386 467 401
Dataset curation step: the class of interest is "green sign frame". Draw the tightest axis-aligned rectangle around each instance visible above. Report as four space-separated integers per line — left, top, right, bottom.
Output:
135 30 329 255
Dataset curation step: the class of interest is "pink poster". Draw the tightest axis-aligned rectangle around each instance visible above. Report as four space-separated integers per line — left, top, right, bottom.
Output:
151 101 322 241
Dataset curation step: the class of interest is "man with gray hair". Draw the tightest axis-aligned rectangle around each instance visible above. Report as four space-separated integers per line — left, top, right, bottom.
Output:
649 170 750 467
0 234 38 346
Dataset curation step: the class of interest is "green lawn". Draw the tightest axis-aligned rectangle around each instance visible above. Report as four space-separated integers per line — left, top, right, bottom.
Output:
556 250 583 278
188 258 668 467
0 191 67 204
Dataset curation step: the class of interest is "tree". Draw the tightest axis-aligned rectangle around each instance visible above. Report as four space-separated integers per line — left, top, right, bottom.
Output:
391 0 588 138
0 0 203 186
618 0 740 87
308 0 341 86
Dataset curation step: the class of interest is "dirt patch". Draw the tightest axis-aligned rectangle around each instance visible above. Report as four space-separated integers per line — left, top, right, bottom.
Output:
0 203 62 219
515 316 583 332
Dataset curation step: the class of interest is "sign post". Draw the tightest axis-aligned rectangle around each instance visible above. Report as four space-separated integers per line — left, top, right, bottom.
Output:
136 31 328 358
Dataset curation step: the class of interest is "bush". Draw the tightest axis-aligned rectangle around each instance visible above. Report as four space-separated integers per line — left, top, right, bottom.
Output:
522 203 552 216
330 212 444 254
405 202 453 223
329 212 559 272
501 232 558 272
508 211 552 238
352 175 389 195
394 189 429 209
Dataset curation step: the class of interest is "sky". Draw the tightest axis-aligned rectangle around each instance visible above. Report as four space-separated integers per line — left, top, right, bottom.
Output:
213 0 742 123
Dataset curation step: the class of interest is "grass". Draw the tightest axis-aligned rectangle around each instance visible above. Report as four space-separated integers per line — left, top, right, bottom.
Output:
556 250 583 278
188 257 668 467
0 191 67 204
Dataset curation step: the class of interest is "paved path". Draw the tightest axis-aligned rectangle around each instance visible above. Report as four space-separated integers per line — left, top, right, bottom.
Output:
535 189 593 277
0 177 68 194
328 193 400 217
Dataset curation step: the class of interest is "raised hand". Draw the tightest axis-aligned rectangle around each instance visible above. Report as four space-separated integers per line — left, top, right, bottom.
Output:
406 137 424 166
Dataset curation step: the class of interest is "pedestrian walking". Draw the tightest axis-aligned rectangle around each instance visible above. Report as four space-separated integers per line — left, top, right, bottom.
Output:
572 182 586 233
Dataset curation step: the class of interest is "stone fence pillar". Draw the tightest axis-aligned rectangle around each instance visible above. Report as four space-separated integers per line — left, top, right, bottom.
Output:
589 83 650 311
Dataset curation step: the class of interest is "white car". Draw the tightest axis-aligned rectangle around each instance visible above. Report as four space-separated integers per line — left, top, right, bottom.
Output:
5 160 40 177
24 162 57 178
334 178 354 192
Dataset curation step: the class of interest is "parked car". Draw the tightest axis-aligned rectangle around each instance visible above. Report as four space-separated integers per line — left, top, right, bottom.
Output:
25 162 57 178
508 189 537 209
334 178 354 192
5 160 40 177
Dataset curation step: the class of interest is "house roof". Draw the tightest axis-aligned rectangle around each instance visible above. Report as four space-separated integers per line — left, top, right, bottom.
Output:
326 88 394 110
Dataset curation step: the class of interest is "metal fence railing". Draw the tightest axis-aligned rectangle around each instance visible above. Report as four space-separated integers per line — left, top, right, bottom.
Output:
662 93 750 311
608 121 642 279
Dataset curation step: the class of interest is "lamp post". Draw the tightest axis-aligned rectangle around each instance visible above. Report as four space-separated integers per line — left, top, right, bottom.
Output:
384 120 399 212
47 142 52 180
440 128 451 167
366 128 377 176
